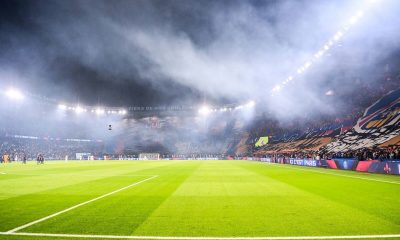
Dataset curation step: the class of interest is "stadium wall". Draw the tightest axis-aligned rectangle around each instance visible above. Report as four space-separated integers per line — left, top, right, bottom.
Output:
333 158 358 170
326 160 338 169
368 161 400 175
256 157 399 175
356 160 379 172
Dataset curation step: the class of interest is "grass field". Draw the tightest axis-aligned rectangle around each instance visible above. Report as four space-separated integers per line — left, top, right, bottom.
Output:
0 160 399 240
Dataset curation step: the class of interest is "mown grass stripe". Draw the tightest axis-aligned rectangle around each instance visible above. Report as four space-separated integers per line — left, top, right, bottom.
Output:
6 175 158 233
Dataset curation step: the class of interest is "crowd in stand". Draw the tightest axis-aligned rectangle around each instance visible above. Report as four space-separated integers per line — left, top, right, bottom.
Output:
0 137 104 161
260 145 400 162
263 66 397 134
328 146 400 161
0 135 230 162
248 64 400 159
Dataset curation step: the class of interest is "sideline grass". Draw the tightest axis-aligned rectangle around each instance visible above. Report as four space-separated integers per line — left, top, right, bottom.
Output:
0 160 399 240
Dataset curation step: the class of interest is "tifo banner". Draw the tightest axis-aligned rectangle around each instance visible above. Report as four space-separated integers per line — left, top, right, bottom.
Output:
356 160 379 172
368 161 400 175
333 159 358 170
324 88 400 152
255 136 269 147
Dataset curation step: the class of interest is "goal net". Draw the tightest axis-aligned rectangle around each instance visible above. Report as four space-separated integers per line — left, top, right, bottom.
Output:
139 153 160 160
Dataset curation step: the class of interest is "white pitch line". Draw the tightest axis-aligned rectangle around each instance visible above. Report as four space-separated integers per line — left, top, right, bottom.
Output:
265 163 400 185
0 172 6 174
6 175 158 233
0 232 400 240
2 173 156 177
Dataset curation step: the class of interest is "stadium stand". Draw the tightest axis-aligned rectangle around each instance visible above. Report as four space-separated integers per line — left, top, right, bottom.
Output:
1 63 399 165
252 68 400 161
0 135 104 161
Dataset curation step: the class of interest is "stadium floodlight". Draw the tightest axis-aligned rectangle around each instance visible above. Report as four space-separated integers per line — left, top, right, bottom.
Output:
315 50 325 58
198 105 211 115
247 100 256 107
119 109 127 115
272 85 281 92
272 4 371 95
96 108 105 115
58 104 67 110
349 13 362 25
369 0 380 3
5 88 24 101
333 31 343 41
297 68 303 74
325 90 335 96
75 106 86 113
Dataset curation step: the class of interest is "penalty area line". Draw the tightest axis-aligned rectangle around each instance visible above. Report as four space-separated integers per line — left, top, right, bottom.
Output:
0 232 400 240
6 175 158 233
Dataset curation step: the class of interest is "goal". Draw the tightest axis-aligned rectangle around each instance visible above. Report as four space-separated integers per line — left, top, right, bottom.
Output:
139 153 160 160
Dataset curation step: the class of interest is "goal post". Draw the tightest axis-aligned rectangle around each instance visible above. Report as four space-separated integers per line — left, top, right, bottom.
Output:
139 153 160 160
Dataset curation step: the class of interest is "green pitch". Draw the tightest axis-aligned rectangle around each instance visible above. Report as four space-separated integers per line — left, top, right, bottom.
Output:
0 160 399 240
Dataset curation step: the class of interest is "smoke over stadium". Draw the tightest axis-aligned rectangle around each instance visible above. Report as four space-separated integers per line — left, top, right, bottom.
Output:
1 0 399 109
0 0 399 239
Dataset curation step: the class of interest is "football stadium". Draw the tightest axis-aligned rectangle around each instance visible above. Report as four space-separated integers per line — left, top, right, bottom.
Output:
0 0 399 239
